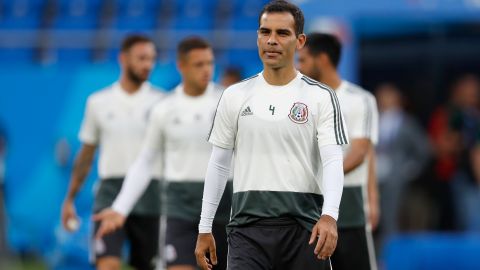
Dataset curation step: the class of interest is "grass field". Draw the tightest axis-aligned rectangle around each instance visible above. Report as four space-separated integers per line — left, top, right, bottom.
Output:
0 255 137 270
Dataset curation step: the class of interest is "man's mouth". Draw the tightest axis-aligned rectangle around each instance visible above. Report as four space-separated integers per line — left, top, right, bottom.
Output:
265 51 281 57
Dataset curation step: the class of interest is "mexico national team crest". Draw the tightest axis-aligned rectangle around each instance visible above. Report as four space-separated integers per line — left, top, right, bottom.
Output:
288 102 308 124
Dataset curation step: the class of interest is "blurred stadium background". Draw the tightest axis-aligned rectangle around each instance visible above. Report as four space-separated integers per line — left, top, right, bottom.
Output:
1 0 480 269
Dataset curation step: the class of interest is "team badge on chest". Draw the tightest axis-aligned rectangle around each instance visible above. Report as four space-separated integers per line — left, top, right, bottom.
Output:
288 102 308 124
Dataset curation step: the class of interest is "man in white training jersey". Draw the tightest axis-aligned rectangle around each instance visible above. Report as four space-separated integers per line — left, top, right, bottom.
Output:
93 37 232 270
61 35 165 270
195 1 348 270
298 32 379 270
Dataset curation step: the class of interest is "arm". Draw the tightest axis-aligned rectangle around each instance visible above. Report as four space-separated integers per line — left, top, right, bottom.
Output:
366 147 380 231
195 146 233 270
343 138 371 173
93 146 157 238
61 144 96 231
310 144 344 260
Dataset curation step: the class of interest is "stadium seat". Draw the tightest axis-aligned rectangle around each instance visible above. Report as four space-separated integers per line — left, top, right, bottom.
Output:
55 48 93 63
112 0 160 30
230 0 268 30
52 0 101 29
170 0 215 30
0 48 35 62
0 0 45 29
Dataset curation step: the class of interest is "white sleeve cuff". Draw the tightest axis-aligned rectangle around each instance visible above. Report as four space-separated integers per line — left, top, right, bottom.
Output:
198 145 233 233
319 144 344 220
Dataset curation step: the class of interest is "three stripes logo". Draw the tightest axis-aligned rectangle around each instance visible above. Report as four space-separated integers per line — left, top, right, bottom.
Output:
241 106 253 116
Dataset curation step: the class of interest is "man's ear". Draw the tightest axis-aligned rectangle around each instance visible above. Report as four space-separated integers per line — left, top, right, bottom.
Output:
319 53 332 67
177 58 184 73
297 33 306 50
118 52 126 66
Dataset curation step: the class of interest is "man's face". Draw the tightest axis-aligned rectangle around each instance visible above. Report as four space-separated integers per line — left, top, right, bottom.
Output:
257 12 305 70
297 47 321 80
376 85 401 112
121 42 156 84
178 48 214 90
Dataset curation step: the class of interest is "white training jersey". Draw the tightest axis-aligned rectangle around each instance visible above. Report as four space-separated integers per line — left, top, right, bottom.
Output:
208 71 349 229
143 82 223 182
336 81 379 187
79 82 165 179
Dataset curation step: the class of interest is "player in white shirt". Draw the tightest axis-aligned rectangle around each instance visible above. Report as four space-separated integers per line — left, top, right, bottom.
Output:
298 33 379 270
93 37 232 270
60 35 165 270
195 1 348 270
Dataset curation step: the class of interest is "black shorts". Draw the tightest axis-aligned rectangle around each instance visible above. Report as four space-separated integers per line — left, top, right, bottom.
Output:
165 217 228 269
227 218 332 270
92 214 160 270
331 226 377 270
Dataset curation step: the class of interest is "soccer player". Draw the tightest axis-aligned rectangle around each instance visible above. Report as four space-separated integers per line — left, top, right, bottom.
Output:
195 1 348 270
60 35 165 270
219 66 243 88
298 33 379 270
93 37 232 270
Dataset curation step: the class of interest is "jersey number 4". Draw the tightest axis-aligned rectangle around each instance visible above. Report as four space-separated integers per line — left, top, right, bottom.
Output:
269 105 275 115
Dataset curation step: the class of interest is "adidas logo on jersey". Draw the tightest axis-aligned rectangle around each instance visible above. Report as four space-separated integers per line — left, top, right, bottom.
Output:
241 106 253 116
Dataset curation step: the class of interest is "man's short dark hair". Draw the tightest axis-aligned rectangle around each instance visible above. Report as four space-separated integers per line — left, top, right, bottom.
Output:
120 34 154 53
259 0 304 36
305 33 342 68
223 66 243 80
177 36 211 60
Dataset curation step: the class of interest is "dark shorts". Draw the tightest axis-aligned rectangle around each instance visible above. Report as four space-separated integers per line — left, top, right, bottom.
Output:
331 226 376 270
92 214 160 270
227 218 332 270
165 217 228 269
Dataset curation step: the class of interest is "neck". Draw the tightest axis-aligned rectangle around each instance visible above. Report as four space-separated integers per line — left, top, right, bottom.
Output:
319 70 342 91
263 65 297 86
119 75 143 94
183 80 207 97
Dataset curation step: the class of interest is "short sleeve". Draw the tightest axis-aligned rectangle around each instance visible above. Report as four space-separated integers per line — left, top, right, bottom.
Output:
348 94 378 144
368 95 379 145
316 91 349 147
78 98 99 145
208 91 237 149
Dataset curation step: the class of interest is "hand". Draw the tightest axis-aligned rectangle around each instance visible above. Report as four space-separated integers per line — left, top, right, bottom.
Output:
309 215 338 260
368 198 380 231
195 233 217 270
61 199 78 232
92 208 126 239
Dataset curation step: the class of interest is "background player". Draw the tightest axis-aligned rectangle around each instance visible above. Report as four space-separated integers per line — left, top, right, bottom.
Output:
60 35 165 270
93 37 232 270
298 32 379 270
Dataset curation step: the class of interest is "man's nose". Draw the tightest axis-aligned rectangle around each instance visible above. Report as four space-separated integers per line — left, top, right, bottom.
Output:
267 34 278 45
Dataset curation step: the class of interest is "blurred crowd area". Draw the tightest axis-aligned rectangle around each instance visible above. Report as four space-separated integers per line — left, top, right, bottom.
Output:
372 74 480 248
1 0 480 269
